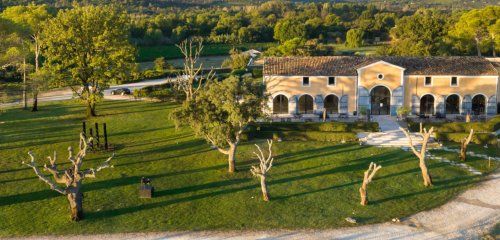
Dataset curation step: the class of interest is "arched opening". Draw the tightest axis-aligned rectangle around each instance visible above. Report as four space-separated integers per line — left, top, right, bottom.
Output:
324 95 339 114
370 86 391 115
273 94 288 114
471 95 486 115
298 95 314 114
445 94 460 114
420 94 435 115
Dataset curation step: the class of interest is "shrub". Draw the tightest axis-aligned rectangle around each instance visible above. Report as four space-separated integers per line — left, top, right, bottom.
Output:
435 132 497 145
397 106 411 117
250 131 357 142
231 69 247 76
252 69 263 78
318 122 348 132
272 132 280 140
133 84 184 102
255 122 378 133
407 116 500 133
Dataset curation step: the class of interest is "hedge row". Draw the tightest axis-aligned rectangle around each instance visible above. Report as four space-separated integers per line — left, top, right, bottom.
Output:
408 116 500 133
242 131 358 142
434 132 497 145
249 122 379 133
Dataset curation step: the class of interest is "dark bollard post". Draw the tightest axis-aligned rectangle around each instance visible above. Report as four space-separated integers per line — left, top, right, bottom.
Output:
103 123 108 150
89 128 94 150
95 122 100 148
82 121 87 138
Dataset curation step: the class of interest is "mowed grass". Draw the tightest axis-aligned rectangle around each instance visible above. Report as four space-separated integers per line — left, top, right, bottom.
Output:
137 42 277 62
0 100 485 236
430 144 500 174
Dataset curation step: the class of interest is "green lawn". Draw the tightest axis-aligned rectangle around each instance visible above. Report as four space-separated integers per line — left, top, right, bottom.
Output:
430 144 499 174
137 42 277 62
331 43 383 56
0 100 488 236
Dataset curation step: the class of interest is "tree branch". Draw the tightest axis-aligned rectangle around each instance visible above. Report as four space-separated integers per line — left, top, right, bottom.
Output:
23 151 67 195
83 153 115 178
400 127 421 159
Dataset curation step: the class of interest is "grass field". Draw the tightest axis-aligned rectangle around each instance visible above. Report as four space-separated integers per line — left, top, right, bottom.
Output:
137 42 277 62
332 44 382 56
136 42 383 63
0 100 489 237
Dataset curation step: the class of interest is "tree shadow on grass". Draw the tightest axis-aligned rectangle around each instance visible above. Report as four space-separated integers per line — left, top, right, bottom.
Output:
0 161 227 207
237 144 360 171
154 178 252 198
116 138 207 160
122 133 194 149
82 152 419 221
85 182 260 221
369 175 482 205
101 104 175 117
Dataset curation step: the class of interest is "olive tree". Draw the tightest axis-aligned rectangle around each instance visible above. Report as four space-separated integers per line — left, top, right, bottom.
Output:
172 76 267 173
173 39 214 101
250 140 274 201
401 127 434 187
359 162 382 206
460 129 474 161
23 133 115 221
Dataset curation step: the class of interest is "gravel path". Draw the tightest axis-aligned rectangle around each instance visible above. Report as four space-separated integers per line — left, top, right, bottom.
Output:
5 170 498 240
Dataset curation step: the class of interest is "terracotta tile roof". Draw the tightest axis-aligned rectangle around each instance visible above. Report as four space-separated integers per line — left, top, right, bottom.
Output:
263 56 498 76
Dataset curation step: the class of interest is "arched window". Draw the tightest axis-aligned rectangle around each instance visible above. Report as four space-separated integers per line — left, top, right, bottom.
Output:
445 94 460 114
272 95 288 114
298 95 314 114
471 95 486 115
420 94 435 115
324 95 339 114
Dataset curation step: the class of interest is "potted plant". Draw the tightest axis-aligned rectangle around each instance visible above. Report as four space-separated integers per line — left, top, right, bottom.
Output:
396 106 411 121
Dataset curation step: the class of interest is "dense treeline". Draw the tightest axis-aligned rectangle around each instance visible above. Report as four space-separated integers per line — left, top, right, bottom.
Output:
129 2 396 46
1 0 498 12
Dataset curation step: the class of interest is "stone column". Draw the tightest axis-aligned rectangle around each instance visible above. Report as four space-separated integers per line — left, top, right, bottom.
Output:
462 95 472 115
314 94 324 115
340 95 349 114
487 95 497 115
289 95 297 115
411 95 420 115
391 86 404 116
436 95 446 114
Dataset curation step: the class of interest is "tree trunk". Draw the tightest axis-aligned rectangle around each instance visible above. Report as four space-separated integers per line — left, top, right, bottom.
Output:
23 58 27 110
260 176 269 201
460 141 468 161
31 92 38 112
420 160 433 187
475 37 482 57
227 143 237 173
86 101 96 117
492 35 496 57
32 39 40 112
67 190 83 221
359 183 368 206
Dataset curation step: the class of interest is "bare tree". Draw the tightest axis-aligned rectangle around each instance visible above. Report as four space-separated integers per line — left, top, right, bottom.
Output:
22 133 115 221
359 162 382 206
460 129 474 161
400 127 434 187
250 140 274 201
174 39 214 101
